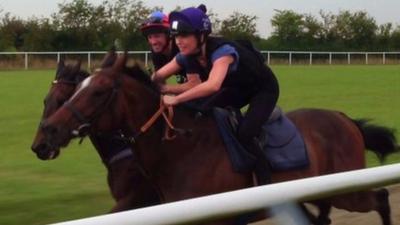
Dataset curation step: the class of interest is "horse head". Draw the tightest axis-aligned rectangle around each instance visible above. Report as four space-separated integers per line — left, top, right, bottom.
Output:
32 48 121 160
31 58 91 160
40 51 156 152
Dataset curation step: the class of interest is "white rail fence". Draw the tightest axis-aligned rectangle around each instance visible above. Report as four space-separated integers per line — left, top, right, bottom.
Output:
261 51 400 65
52 163 400 225
0 51 399 70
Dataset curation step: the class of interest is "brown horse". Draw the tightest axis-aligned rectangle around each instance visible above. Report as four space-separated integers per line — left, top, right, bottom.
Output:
41 53 398 225
31 56 160 212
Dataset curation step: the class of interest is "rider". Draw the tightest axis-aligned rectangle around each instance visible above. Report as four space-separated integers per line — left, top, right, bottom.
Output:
140 10 188 87
152 5 280 185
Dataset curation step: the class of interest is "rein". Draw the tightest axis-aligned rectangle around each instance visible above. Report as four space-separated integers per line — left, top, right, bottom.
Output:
136 98 178 141
63 72 188 143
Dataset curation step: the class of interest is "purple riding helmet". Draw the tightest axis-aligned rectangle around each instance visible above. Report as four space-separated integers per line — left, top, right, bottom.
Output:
169 4 212 36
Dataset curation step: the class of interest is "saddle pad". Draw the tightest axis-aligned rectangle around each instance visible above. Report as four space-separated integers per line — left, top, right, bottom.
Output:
261 115 309 171
213 107 309 172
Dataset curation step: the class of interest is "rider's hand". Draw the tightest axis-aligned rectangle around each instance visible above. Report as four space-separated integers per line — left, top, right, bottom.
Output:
163 95 179 106
159 84 169 94
151 72 164 83
151 72 157 81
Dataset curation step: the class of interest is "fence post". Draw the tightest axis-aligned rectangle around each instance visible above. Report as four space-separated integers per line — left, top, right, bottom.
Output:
57 52 61 63
366 53 368 65
383 53 386 65
88 53 91 71
24 53 28 70
347 53 351 65
289 52 292 65
145 52 149 67
267 52 270 65
329 53 332 65
309 53 313 65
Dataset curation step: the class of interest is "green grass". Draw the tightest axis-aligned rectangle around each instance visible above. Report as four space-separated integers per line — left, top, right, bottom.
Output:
0 70 112 225
0 65 399 224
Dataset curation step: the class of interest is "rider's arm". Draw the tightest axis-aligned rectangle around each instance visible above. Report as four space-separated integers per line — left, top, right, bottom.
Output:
161 73 202 95
174 55 233 103
152 57 181 83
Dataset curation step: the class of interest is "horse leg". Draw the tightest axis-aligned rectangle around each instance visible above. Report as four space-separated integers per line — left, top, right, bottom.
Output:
375 188 391 225
299 204 318 224
330 188 391 225
195 218 246 225
300 202 331 225
313 202 332 225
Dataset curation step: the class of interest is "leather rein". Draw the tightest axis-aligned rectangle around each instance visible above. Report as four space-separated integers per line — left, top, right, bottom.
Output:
63 76 186 143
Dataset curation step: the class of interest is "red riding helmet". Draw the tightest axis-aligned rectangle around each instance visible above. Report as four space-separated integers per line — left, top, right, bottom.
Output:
140 11 170 36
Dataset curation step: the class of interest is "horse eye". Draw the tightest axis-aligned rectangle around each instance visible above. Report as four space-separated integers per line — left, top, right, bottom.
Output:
93 90 106 97
56 100 65 108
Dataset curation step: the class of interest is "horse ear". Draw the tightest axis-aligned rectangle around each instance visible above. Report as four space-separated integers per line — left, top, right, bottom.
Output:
58 58 65 67
73 59 82 72
112 51 128 73
56 58 65 78
100 46 117 68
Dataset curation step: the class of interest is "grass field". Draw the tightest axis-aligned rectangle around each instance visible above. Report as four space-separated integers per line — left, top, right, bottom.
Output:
0 65 399 225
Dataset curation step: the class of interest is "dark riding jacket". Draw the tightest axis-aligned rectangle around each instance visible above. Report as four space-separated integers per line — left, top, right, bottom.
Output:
151 42 187 83
175 37 280 144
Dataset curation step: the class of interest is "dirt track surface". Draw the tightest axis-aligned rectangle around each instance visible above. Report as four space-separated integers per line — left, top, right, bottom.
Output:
250 184 400 225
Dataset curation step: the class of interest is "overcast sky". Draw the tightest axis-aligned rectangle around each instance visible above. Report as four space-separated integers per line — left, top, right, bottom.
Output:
1 0 399 38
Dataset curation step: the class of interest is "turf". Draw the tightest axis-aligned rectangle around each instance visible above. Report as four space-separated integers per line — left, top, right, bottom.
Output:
0 65 399 224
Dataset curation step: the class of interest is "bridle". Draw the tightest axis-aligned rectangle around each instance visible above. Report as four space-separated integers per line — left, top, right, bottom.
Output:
39 78 81 129
62 74 189 143
52 79 79 86
64 76 122 138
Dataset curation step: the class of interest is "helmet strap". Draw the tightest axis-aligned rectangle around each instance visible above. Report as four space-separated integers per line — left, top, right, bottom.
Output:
159 32 171 54
190 33 206 57
161 38 172 55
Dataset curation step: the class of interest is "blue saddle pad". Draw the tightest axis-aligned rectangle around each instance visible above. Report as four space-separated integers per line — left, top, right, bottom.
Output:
213 107 309 172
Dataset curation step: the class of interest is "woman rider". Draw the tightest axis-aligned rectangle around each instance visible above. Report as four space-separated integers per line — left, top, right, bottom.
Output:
152 6 279 185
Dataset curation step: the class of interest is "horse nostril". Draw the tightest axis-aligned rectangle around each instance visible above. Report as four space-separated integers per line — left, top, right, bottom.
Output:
31 142 46 153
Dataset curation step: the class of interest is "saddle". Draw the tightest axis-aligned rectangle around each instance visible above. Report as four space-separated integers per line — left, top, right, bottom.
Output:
213 106 310 172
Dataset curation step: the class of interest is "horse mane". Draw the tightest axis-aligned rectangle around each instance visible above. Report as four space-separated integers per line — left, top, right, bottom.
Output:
99 50 160 94
123 64 160 94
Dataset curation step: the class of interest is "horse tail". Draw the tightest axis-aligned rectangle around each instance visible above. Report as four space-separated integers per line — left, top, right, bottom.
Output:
352 119 399 162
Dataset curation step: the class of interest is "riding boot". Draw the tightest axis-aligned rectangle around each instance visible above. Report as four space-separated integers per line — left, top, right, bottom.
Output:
249 137 271 185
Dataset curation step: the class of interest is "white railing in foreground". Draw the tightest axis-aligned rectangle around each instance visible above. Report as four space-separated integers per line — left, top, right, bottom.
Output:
51 163 400 225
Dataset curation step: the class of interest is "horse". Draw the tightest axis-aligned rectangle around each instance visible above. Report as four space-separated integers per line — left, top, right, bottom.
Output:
40 53 398 225
31 55 160 213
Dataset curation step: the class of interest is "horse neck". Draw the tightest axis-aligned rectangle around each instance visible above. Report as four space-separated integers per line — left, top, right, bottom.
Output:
122 76 160 124
117 76 228 181
117 78 169 172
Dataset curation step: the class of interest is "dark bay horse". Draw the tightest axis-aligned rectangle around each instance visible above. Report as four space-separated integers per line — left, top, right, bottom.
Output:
31 57 160 212
41 53 398 225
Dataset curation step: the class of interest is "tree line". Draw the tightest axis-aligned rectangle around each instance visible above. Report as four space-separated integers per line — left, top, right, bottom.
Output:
0 0 399 52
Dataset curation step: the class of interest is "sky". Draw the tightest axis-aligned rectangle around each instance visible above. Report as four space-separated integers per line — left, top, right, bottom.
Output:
0 0 399 38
